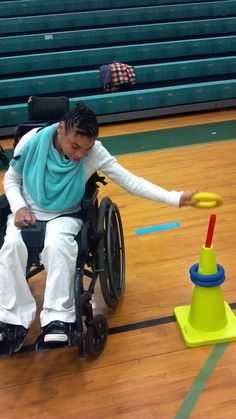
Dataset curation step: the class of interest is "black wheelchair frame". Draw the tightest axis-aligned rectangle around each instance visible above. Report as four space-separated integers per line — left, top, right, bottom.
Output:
0 174 125 359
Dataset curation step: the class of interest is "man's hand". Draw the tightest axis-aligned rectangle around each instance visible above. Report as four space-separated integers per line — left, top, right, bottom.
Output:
14 207 36 228
179 190 198 207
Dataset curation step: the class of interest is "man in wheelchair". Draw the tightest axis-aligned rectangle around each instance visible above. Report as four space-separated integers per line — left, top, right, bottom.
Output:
0 102 196 357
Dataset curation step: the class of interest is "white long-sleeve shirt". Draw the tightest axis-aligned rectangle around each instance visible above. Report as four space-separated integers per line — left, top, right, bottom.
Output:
4 128 182 220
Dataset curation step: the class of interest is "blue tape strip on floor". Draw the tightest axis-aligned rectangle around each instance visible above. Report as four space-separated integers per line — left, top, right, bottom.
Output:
135 221 181 235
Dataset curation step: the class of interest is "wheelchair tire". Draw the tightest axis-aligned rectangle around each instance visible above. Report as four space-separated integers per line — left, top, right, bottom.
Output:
85 314 108 358
97 197 125 308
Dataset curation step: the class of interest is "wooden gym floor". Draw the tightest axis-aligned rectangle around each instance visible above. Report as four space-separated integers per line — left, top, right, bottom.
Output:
0 109 236 418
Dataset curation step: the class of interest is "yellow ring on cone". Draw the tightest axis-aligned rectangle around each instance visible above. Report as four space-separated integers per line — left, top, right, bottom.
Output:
191 192 223 209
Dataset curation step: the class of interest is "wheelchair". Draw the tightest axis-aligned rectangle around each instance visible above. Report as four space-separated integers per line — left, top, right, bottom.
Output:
0 100 126 357
0 173 125 358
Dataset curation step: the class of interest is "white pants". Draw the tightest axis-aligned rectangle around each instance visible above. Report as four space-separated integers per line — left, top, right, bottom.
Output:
0 214 83 329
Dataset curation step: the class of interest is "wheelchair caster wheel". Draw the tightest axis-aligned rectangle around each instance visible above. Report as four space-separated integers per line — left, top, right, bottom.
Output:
85 314 108 358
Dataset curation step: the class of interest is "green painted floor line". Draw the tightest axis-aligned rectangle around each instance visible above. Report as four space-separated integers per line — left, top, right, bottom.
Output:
174 343 228 419
1 119 236 171
100 119 236 156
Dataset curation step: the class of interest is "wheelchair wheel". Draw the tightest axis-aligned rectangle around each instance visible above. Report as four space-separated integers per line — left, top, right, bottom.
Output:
97 197 125 308
85 314 108 358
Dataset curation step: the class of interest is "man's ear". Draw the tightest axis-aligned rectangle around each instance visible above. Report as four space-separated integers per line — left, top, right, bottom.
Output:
58 121 65 134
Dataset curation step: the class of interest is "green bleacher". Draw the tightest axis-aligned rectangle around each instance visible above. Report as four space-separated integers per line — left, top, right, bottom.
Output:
2 18 236 55
1 36 236 76
2 2 236 35
2 78 236 126
0 0 223 18
1 0 236 133
2 57 236 99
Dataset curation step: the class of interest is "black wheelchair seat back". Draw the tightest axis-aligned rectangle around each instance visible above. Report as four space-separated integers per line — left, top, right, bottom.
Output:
28 96 69 121
14 95 69 147
0 145 9 168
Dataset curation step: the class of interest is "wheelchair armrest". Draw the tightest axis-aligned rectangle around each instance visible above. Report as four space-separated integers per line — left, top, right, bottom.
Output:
0 194 9 209
0 194 11 249
81 172 107 211
0 194 11 227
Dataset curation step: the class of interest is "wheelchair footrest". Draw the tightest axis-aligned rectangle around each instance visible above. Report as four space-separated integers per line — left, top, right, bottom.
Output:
0 323 28 357
35 339 74 351
35 322 75 351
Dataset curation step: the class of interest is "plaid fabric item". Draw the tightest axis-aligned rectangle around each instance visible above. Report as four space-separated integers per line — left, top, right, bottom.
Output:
107 62 136 92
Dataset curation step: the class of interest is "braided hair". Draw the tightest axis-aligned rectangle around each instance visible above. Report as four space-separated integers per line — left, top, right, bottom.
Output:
63 102 99 139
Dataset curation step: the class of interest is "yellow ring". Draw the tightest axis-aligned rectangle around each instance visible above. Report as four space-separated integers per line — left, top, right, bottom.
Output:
191 192 223 209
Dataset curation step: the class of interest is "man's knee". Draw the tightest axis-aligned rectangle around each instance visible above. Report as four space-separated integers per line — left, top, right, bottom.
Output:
4 230 26 249
44 233 78 257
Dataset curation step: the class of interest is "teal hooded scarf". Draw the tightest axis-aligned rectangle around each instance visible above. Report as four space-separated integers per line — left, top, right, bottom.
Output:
10 123 85 212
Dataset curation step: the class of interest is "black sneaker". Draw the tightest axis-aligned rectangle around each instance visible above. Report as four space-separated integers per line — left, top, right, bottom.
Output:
0 321 28 357
35 320 75 350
